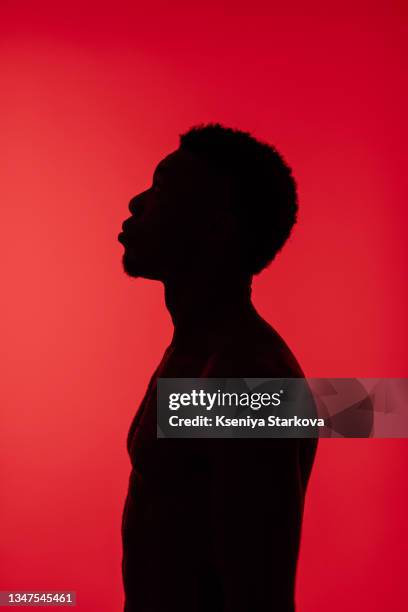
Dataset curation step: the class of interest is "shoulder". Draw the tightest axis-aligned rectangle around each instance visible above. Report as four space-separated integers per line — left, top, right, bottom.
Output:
205 317 305 378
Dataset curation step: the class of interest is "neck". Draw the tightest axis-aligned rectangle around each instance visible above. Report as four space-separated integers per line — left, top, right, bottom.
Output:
163 272 255 348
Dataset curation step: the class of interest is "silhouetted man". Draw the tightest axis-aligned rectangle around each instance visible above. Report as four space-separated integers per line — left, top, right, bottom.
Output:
118 123 318 611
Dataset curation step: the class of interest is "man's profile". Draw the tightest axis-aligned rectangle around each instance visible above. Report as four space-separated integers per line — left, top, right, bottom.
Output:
118 123 318 611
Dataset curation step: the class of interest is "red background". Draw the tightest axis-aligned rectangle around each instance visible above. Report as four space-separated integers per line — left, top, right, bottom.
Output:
2 1 407 610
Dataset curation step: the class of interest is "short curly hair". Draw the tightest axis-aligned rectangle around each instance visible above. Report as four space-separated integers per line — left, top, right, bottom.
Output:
179 122 298 275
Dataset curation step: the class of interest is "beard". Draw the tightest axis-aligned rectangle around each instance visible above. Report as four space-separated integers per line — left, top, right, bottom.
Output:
122 250 140 277
121 249 163 281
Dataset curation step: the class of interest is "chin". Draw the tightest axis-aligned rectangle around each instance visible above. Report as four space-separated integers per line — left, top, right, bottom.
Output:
121 252 163 281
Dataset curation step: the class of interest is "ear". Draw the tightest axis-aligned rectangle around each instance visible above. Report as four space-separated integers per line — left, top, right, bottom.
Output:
208 210 240 241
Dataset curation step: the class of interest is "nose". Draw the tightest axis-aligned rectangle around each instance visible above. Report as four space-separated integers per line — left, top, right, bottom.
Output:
128 189 150 216
122 195 146 233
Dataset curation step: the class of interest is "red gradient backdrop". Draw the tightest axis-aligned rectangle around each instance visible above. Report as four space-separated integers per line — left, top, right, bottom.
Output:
2 2 407 610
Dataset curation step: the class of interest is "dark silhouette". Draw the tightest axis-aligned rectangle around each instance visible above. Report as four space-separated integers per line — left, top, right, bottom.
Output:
118 123 318 612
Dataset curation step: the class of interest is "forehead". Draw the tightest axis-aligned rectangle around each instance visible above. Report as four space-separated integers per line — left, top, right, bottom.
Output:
153 149 212 184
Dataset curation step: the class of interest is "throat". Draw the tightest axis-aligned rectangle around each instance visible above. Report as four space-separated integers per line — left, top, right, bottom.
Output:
164 275 255 348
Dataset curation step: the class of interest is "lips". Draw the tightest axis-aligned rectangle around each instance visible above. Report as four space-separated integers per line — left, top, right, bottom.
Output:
122 219 134 233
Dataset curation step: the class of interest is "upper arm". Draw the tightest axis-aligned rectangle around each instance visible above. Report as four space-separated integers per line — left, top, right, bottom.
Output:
201 339 310 610
204 437 304 612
